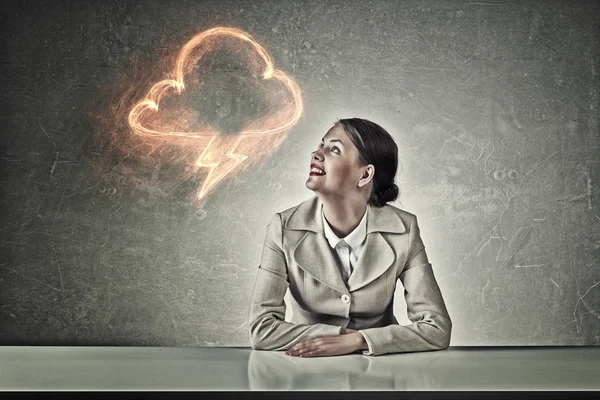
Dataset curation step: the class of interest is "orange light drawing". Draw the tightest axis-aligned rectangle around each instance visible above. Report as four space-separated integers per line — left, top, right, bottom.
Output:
124 27 303 208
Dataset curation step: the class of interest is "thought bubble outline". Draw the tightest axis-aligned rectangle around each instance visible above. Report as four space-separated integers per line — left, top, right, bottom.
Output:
127 26 303 139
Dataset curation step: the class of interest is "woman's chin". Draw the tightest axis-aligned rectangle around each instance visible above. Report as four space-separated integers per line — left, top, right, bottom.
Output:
305 180 319 191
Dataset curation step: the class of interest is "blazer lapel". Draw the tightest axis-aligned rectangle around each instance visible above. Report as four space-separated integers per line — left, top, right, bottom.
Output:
293 231 350 295
345 231 395 292
285 196 407 294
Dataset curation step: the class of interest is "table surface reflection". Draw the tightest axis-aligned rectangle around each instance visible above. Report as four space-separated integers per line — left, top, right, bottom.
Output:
1 346 598 391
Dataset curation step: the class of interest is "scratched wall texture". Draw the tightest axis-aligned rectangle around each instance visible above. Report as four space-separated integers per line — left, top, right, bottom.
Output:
0 0 598 347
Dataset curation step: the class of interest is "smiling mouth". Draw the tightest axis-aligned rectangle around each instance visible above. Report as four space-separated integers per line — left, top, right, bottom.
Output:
309 167 326 176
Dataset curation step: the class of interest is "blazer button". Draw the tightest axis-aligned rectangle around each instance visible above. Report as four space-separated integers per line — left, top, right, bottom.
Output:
341 294 350 304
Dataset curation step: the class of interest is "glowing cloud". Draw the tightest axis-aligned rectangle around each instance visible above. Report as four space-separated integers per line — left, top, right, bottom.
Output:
126 27 303 207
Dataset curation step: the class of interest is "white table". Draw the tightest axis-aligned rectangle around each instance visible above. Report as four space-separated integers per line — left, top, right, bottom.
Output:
1 346 599 391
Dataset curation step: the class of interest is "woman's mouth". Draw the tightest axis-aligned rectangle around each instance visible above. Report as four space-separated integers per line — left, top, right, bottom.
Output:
310 165 326 176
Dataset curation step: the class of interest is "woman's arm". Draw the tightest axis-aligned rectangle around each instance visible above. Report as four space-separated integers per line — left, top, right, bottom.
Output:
358 214 452 356
248 213 343 350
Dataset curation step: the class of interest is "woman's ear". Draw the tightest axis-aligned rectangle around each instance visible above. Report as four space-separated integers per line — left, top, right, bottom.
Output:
357 165 375 188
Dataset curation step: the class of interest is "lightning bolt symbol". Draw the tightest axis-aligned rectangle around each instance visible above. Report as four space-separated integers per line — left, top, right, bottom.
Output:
195 134 248 200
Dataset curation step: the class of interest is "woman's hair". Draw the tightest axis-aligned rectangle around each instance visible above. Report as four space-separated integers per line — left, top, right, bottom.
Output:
334 118 400 207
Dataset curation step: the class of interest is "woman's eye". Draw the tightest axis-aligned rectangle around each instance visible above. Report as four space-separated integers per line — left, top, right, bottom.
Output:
318 143 340 153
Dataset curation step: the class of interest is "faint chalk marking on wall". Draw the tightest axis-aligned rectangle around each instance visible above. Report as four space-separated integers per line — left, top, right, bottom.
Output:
38 121 57 148
548 278 564 296
514 264 544 268
482 279 490 306
6 268 62 292
50 151 59 176
587 172 593 210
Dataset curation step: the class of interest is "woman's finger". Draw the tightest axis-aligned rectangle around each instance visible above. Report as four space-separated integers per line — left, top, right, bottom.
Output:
297 342 325 356
297 347 313 356
287 343 313 355
295 337 326 350
287 341 307 353
302 350 318 357
287 337 342 356
289 340 311 352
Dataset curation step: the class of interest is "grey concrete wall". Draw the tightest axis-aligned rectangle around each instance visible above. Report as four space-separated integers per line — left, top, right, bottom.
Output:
0 0 598 346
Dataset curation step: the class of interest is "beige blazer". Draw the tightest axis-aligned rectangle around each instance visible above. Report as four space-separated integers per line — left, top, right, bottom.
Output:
248 195 452 356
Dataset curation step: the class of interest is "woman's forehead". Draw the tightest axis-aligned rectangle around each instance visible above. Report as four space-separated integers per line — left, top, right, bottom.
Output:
324 124 348 141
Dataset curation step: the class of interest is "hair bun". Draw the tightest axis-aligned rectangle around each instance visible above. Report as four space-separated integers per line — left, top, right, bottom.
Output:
373 183 399 207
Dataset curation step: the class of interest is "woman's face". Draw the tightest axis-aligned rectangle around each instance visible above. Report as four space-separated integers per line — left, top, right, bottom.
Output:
306 124 372 198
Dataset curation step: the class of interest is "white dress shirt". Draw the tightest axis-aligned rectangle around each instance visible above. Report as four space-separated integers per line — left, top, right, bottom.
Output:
321 205 375 355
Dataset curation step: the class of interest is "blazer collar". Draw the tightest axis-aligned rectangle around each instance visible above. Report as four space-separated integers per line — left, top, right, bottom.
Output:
285 196 406 293
321 203 367 250
284 196 406 235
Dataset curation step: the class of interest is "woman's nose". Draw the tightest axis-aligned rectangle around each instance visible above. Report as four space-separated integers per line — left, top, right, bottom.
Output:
311 150 323 161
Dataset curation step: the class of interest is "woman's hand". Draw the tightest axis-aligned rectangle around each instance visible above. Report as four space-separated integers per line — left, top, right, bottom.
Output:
285 331 365 357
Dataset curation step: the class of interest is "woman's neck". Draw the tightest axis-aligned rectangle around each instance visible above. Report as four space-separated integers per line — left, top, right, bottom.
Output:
320 196 367 238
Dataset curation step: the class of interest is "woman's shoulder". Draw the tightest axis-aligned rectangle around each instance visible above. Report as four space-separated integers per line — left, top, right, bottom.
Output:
269 198 420 234
374 203 420 234
274 196 317 218
261 196 317 231
270 197 420 221
384 202 417 221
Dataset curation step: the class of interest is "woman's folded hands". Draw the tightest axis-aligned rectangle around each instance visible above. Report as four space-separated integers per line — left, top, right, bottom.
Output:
285 328 367 357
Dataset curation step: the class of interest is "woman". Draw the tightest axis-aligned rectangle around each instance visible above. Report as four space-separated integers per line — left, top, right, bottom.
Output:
248 118 451 357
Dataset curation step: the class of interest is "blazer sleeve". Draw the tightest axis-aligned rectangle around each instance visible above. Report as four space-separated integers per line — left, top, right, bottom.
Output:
358 214 452 356
248 212 343 350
